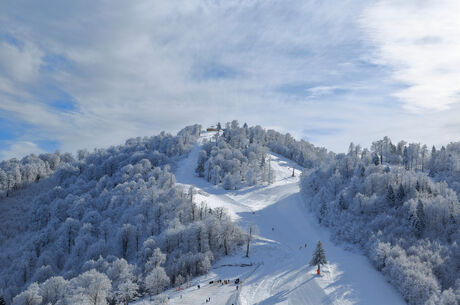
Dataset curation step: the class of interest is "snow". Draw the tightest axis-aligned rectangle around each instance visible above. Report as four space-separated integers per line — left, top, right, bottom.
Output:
135 131 406 305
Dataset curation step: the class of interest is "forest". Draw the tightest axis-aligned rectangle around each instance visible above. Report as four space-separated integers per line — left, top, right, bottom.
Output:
301 138 460 305
0 125 244 305
196 120 331 189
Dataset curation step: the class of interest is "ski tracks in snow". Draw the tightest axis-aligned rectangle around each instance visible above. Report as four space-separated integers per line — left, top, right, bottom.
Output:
161 134 406 305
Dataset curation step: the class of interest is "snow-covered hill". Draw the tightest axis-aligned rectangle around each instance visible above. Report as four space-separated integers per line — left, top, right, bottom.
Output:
135 132 406 305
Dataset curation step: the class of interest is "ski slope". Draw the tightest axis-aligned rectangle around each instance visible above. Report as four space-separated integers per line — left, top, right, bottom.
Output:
135 132 406 305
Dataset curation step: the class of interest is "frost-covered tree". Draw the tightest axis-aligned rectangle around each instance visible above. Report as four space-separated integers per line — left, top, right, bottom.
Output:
116 280 138 305
309 241 327 273
301 136 460 304
145 248 166 273
69 269 111 305
12 283 42 305
144 267 170 298
39 276 68 305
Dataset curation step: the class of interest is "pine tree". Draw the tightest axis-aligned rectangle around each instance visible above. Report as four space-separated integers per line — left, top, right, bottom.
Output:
396 184 405 207
360 165 365 177
403 147 409 170
372 153 380 166
338 194 347 210
195 150 207 177
310 241 327 273
386 185 395 207
415 181 421 192
415 200 425 237
319 202 327 223
0 296 5 305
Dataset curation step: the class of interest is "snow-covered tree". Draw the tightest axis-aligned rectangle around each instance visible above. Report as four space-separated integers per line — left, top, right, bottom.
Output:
69 269 111 305
12 283 42 305
116 280 138 305
144 267 170 298
145 248 166 273
39 276 68 305
309 241 327 273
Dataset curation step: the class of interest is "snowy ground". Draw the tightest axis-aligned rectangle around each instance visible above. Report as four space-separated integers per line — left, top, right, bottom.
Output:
135 132 406 305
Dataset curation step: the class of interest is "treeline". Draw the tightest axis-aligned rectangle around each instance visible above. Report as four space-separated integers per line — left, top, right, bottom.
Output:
301 137 460 305
196 120 330 189
0 125 245 304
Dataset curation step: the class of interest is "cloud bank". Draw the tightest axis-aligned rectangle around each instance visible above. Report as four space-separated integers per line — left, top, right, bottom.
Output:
0 0 459 159
361 0 460 111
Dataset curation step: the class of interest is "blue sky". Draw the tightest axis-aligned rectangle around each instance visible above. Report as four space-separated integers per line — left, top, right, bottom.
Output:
1 0 460 160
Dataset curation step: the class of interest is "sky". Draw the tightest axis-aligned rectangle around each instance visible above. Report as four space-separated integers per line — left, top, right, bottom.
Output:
0 0 460 160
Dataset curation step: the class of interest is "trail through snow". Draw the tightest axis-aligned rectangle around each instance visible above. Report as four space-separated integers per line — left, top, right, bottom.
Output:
135 132 406 305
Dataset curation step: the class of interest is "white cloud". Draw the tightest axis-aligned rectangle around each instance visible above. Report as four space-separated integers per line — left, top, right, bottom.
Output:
0 141 45 160
1 0 373 153
0 41 42 83
0 0 460 156
307 86 339 98
361 0 460 111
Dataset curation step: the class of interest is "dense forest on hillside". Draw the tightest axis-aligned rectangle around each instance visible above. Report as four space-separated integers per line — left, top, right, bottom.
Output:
196 120 331 189
0 125 245 305
0 151 74 199
301 138 460 305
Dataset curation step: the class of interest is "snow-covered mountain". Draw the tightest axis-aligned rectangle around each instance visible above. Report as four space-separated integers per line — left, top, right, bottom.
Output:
139 133 405 305
2 121 460 305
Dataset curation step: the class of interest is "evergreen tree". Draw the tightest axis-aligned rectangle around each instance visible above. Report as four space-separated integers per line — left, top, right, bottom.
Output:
338 194 347 210
0 296 5 305
195 150 207 177
415 200 426 237
319 202 327 223
396 184 405 207
309 241 327 273
360 166 365 177
216 122 222 131
372 153 380 166
403 147 409 170
386 185 395 207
